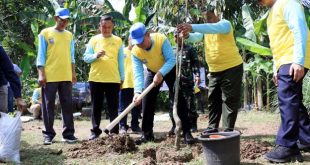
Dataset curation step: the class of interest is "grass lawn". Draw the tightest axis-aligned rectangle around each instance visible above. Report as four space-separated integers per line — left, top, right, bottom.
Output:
1 111 310 165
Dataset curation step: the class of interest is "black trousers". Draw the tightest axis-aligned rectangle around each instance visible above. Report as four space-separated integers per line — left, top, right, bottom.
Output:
89 82 120 135
41 82 74 138
142 67 191 133
207 64 243 131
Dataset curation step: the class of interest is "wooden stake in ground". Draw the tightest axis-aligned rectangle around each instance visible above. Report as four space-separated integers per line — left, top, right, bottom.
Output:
173 36 184 150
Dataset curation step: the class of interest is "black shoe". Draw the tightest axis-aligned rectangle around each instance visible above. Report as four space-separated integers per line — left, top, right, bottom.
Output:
184 131 195 145
110 126 119 134
224 128 234 132
297 141 310 152
201 128 218 135
131 126 142 133
264 145 303 163
135 132 154 145
62 135 78 143
43 136 53 145
88 133 100 140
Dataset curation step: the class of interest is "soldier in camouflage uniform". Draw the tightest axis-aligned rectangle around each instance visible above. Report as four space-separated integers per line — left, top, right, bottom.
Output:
169 32 201 135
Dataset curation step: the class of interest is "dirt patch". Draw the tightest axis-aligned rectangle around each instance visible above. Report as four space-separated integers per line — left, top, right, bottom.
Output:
156 146 193 163
137 157 156 165
241 140 272 160
142 148 156 160
191 144 203 158
66 135 137 159
139 137 201 164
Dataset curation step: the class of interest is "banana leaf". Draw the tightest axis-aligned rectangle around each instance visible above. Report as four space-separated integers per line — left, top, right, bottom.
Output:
237 37 272 56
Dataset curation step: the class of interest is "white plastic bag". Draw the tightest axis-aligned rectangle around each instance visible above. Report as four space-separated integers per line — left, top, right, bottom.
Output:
0 112 22 163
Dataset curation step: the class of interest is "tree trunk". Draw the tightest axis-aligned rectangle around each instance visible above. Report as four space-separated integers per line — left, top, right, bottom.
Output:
257 76 263 110
266 75 270 111
253 76 258 110
243 72 249 110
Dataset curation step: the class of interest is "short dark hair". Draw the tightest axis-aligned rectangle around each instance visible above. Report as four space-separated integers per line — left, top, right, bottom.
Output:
100 15 113 23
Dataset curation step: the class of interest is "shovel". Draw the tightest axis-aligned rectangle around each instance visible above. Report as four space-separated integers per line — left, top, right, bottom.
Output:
104 82 156 134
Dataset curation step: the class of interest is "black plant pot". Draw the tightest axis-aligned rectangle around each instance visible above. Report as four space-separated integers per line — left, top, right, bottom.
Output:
198 131 240 165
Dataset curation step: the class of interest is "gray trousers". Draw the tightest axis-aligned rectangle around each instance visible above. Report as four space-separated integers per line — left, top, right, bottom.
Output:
41 82 75 138
0 85 8 112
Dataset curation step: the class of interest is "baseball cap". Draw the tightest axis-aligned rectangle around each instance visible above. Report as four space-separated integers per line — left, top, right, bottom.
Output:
129 22 147 45
203 1 216 12
55 8 70 19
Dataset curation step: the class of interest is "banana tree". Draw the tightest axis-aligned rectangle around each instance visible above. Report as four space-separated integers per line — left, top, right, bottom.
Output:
237 38 273 111
238 3 273 111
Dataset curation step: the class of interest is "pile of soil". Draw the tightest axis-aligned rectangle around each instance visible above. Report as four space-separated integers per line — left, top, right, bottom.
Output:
139 137 202 164
156 146 193 163
142 148 156 160
67 135 137 159
137 157 156 165
241 140 272 160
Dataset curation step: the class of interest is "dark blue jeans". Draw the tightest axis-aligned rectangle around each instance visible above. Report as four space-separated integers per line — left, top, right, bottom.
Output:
7 86 14 112
276 64 310 147
118 88 140 129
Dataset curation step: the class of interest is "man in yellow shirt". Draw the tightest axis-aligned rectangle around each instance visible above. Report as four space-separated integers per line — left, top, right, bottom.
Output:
130 23 195 145
259 0 310 163
83 15 124 140
37 8 77 145
177 6 243 134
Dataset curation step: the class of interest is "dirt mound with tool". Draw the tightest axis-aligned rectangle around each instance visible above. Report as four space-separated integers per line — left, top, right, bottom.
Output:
241 140 272 160
66 135 203 163
67 135 137 159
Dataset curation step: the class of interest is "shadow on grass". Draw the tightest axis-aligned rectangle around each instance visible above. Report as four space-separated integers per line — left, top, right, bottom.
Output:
20 141 66 165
